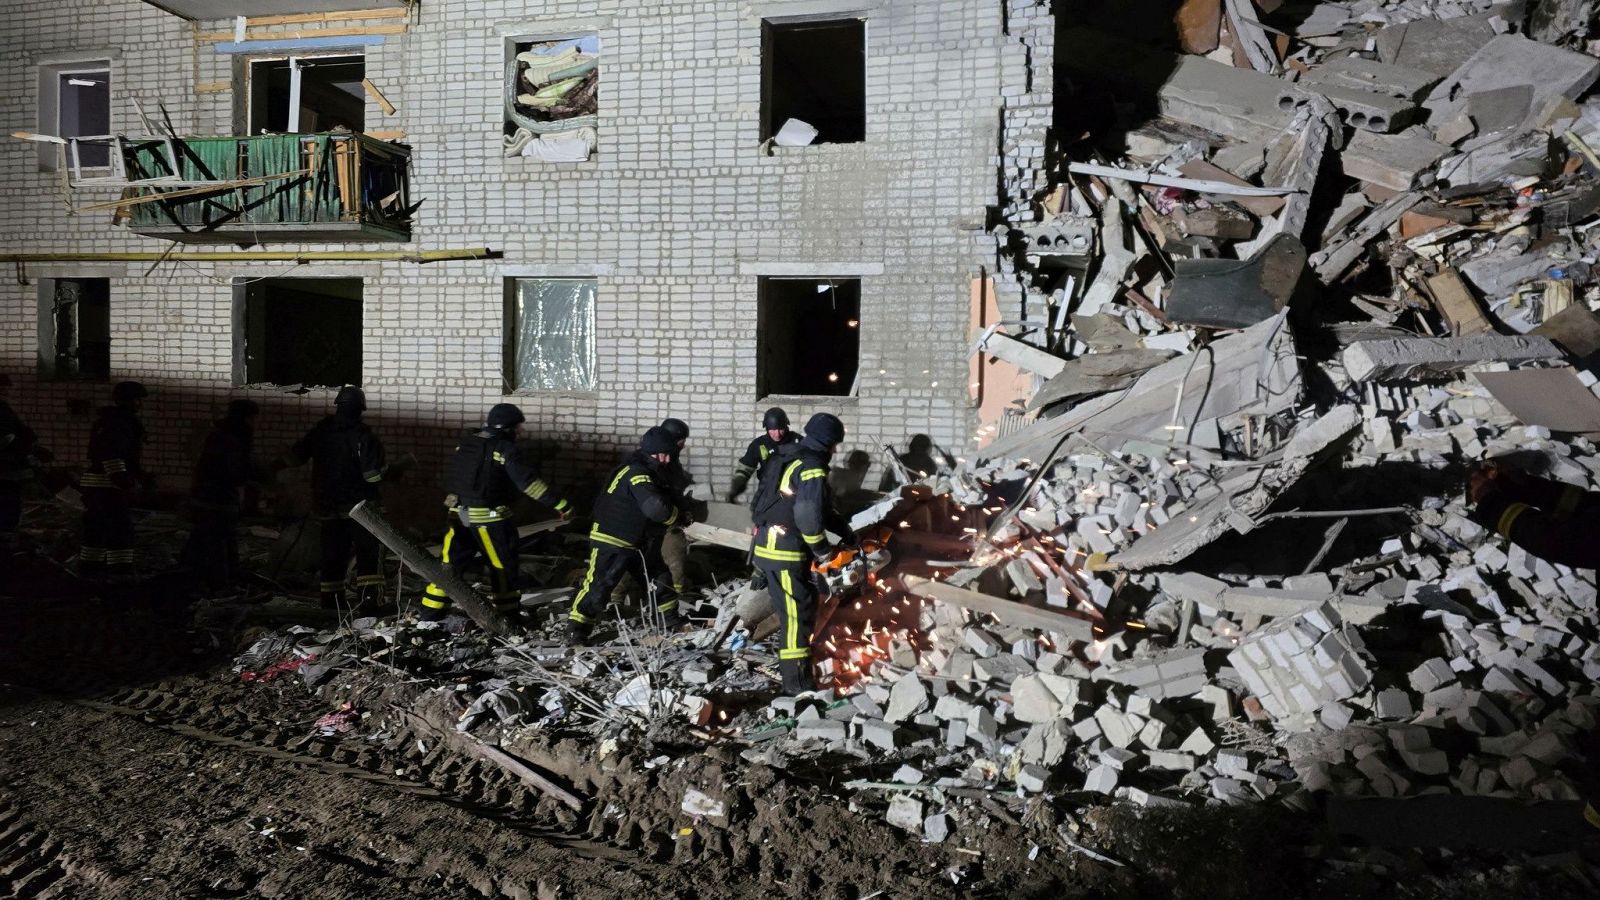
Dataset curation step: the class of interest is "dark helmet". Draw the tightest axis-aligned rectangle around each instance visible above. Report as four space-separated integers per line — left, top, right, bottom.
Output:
112 381 148 405
486 403 526 431
640 426 677 457
660 418 690 443
334 385 367 411
804 413 845 448
762 407 790 431
226 399 260 420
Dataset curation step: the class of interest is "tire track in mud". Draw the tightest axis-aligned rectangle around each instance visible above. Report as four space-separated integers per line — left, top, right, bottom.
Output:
0 793 75 900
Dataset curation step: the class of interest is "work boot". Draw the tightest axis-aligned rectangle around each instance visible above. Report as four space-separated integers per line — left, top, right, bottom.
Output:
565 620 592 646
749 568 768 591
778 659 814 695
660 610 687 632
418 606 447 624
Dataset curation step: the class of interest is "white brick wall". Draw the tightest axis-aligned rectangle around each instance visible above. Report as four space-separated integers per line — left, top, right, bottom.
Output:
0 0 1049 520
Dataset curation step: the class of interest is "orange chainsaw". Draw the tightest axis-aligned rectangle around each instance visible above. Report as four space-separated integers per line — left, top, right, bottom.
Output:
811 527 892 594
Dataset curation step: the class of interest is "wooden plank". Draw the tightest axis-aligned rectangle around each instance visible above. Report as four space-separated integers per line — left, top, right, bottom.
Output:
246 8 410 27
196 22 409 42
363 129 407 141
361 78 396 115
1423 267 1493 336
195 81 231 94
901 575 1097 641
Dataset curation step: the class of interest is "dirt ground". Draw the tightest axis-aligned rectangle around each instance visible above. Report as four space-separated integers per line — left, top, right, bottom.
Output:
2 561 1596 900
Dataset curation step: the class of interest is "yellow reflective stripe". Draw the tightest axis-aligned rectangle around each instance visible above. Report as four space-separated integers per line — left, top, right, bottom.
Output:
1585 802 1600 830
780 570 801 658
663 506 679 526
570 548 600 621
759 446 770 460
440 528 455 564
606 466 629 494
778 460 804 494
1557 486 1584 516
80 473 115 487
363 470 383 483
589 527 633 549
802 532 826 545
524 479 549 499
355 575 385 587
1497 502 1531 538
101 459 127 472
464 506 512 523
493 451 506 464
421 595 448 609
478 527 505 570
799 468 826 481
630 475 652 486
424 585 448 598
553 498 570 511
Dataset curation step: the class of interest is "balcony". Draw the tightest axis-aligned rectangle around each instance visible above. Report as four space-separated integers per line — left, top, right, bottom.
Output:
124 133 414 244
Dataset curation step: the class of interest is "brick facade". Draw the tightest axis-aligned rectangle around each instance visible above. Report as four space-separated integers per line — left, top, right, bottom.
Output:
0 0 1052 522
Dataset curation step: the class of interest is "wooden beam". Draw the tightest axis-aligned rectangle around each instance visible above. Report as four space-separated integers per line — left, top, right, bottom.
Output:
362 78 396 115
195 22 409 42
245 8 410 27
1423 268 1494 336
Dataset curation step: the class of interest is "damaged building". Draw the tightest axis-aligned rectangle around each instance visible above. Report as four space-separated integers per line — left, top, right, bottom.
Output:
10 1 1600 899
1 0 1048 511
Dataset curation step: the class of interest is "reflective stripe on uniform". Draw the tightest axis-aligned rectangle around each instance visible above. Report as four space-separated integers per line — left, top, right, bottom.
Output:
101 459 127 473
319 580 344 592
440 528 455 563
524 479 550 500
778 569 807 660
606 466 630 494
630 475 652 486
778 460 803 496
421 595 449 609
802 531 826 545
478 526 505 570
754 525 805 562
569 548 600 623
80 473 115 487
1497 502 1531 538
363 469 383 483
589 526 633 549
799 468 826 481
355 575 385 587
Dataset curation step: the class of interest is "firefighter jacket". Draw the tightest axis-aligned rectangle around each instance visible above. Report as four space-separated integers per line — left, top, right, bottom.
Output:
1472 474 1600 569
752 441 851 565
82 406 145 491
737 432 799 481
588 451 680 550
190 417 260 509
443 428 568 524
285 412 386 516
0 400 38 481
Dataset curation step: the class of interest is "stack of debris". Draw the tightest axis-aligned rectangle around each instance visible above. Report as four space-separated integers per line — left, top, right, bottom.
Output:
505 35 600 161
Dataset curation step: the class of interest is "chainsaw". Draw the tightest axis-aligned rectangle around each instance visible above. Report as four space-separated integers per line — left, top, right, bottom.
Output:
811 528 892 594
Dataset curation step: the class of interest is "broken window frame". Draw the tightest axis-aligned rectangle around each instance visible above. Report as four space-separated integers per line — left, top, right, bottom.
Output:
38 60 112 171
233 277 364 389
503 32 600 163
36 277 111 381
503 277 599 393
756 276 863 400
243 52 366 135
760 16 868 147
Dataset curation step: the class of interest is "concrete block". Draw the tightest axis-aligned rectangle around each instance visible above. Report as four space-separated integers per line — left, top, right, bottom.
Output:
885 674 931 723
795 718 847 744
1017 763 1050 792
861 719 899 752
1342 335 1562 382
1083 764 1119 795
1374 689 1415 720
886 795 924 832
923 813 952 843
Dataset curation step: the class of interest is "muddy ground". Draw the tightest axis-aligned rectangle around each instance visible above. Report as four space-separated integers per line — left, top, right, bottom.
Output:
2 559 1596 899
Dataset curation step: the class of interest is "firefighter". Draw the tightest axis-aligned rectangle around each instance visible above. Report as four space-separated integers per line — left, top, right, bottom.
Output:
81 381 151 575
420 403 570 623
567 426 687 644
751 412 852 694
725 407 799 502
1469 461 1600 569
180 399 265 595
1 374 53 552
656 416 693 593
280 386 388 610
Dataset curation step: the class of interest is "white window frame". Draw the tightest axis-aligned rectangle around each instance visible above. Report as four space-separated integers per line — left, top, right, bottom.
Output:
38 60 112 171
246 52 364 134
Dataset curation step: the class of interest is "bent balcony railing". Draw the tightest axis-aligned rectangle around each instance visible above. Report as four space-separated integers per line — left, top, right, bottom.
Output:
122 132 414 242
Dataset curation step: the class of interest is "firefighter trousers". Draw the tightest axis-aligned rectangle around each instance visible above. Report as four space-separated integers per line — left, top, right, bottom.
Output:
319 515 383 603
755 559 818 664
422 519 521 616
569 542 679 626
181 504 240 594
82 486 135 570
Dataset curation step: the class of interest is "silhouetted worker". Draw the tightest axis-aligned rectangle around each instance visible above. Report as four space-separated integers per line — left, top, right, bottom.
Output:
878 434 953 490
420 403 569 624
1470 461 1600 569
656 417 694 593
181 399 265 595
81 381 151 576
0 374 53 552
567 427 686 644
280 386 388 610
727 407 799 503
